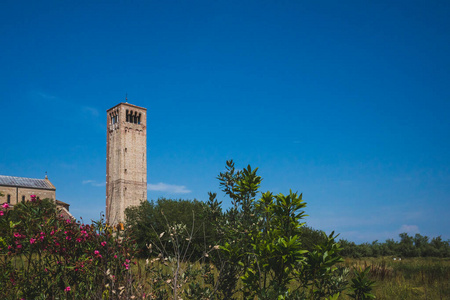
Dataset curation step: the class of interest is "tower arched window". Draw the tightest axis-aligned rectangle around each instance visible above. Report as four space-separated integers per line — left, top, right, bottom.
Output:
7 194 11 204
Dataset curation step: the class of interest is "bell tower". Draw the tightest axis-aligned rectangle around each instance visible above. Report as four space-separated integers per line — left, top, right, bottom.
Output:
106 102 147 225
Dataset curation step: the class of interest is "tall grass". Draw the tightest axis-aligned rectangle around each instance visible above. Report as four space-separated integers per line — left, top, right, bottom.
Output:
342 257 450 299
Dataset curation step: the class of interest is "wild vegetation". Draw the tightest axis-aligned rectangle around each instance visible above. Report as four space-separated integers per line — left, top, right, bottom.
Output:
343 257 450 299
1 160 449 299
339 234 450 259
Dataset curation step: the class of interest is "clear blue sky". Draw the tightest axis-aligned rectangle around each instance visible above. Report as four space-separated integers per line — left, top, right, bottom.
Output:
1 1 449 244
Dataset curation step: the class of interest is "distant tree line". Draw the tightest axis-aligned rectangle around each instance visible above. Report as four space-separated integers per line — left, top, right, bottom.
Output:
339 233 450 258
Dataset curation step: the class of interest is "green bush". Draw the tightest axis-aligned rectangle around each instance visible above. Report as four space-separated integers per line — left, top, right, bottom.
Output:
0 196 140 299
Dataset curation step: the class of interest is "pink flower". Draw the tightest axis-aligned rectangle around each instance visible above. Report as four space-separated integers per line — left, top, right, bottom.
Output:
64 286 71 292
94 250 100 255
30 238 36 244
66 219 71 224
76 238 82 243
14 233 21 238
2 203 9 209
101 241 107 247
114 255 118 259
30 195 36 202
0 211 4 216
66 236 71 240
124 263 129 270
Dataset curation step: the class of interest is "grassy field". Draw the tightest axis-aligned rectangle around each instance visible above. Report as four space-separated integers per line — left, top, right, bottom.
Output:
342 257 450 300
130 256 450 299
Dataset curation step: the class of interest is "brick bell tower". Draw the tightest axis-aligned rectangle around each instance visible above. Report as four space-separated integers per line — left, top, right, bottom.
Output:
106 102 147 225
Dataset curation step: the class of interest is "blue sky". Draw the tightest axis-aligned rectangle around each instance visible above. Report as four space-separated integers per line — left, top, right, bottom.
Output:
1 1 449 244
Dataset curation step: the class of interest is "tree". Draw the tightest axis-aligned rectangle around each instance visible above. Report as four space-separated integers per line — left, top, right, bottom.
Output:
207 160 348 299
125 198 213 259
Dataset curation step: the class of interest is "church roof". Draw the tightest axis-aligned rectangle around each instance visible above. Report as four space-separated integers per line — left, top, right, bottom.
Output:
0 175 56 190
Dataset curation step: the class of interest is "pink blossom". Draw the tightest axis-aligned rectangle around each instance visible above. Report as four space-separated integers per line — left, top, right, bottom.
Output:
30 195 37 202
66 236 71 240
101 241 107 247
66 219 71 224
0 211 4 216
124 263 129 270
114 254 118 259
76 238 82 243
30 238 36 244
17 244 22 249
64 286 71 292
14 233 21 238
2 203 9 209
94 250 100 255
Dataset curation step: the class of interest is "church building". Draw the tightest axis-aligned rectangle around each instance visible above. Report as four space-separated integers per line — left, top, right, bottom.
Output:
0 174 72 218
106 102 147 225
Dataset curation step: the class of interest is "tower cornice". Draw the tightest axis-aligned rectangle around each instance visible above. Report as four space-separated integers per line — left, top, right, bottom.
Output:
107 102 147 112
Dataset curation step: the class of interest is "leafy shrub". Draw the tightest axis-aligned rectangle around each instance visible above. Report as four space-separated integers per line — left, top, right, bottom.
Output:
0 196 140 299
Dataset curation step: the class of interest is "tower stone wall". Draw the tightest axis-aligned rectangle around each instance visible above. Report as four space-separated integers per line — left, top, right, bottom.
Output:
106 102 147 225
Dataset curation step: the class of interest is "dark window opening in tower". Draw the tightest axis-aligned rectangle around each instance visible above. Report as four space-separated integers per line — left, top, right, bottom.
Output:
22 195 25 202
111 113 119 125
126 110 129 122
7 194 11 204
138 113 141 124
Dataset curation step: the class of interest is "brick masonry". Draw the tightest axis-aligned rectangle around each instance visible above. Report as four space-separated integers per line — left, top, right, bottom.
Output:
106 102 147 225
0 185 55 205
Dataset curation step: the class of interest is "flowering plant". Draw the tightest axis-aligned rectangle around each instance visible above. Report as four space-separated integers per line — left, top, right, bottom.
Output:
0 197 140 299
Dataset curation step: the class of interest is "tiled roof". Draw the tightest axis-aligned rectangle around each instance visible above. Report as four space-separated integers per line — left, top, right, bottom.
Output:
0 175 55 190
58 206 75 220
56 199 70 207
